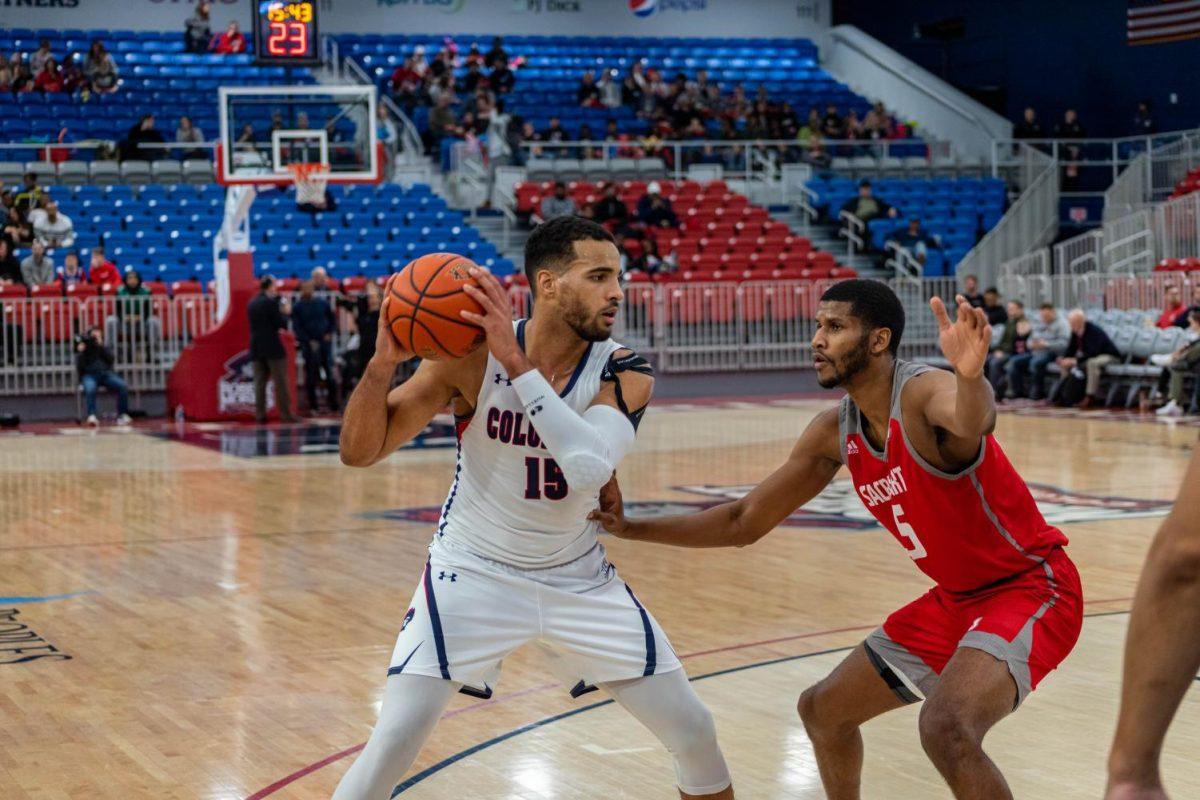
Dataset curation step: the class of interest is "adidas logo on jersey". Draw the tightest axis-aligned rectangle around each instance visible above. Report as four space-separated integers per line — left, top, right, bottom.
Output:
846 440 860 455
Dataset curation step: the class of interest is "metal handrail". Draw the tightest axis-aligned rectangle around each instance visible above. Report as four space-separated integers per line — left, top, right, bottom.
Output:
342 55 423 169
837 209 866 258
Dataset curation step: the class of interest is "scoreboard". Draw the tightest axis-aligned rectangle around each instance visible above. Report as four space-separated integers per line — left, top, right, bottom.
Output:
252 1 321 66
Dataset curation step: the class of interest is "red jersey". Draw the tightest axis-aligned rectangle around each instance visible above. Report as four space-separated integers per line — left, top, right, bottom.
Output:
839 361 1068 593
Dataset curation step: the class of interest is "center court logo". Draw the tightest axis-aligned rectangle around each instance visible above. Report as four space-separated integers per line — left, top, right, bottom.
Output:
628 0 707 17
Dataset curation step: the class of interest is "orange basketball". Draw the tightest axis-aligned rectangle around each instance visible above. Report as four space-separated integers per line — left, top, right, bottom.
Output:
383 252 486 360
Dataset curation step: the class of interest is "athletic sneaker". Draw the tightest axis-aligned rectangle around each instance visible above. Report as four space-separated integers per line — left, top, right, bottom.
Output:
85 415 100 428
116 414 132 426
1156 399 1182 417
1149 353 1173 367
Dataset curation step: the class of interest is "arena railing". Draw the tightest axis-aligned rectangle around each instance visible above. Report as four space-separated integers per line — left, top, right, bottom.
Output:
1104 128 1200 220
1154 190 1200 262
1053 229 1103 275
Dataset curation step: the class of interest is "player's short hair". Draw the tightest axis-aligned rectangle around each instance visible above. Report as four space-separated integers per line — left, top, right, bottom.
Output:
1039 302 1055 311
819 279 905 355
524 215 615 295
259 275 274 291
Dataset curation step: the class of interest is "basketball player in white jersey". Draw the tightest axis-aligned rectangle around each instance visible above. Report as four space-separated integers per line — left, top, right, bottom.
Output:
333 216 734 800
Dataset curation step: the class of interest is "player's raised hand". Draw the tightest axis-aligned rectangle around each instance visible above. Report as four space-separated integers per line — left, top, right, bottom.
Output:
588 475 632 538
374 276 413 366
931 294 991 379
460 266 522 365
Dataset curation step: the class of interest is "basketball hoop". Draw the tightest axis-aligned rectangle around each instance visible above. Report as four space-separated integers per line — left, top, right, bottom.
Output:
287 162 331 205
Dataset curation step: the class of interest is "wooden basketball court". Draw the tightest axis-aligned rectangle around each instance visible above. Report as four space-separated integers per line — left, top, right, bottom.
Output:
2 400 1198 799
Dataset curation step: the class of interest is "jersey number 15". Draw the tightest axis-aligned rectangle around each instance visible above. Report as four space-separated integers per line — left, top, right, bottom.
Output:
525 457 568 500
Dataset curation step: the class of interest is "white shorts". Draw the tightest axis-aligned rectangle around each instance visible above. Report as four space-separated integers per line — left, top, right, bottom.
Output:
387 538 683 699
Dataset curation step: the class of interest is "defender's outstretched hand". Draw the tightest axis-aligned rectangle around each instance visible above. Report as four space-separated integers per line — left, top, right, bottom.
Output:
589 475 632 538
931 294 991 379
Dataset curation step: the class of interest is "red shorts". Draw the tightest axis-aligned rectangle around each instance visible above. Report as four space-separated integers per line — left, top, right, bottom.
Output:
864 547 1083 706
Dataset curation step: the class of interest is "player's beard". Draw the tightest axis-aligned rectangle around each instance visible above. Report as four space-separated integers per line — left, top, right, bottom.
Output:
561 291 614 343
817 331 872 388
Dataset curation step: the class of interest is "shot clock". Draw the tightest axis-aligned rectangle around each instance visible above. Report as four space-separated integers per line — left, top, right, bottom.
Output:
252 1 321 66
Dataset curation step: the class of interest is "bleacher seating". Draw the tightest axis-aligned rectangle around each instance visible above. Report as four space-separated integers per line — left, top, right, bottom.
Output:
2 183 513 292
805 176 1007 276
1155 257 1200 272
1169 166 1200 199
340 34 878 140
516 179 856 284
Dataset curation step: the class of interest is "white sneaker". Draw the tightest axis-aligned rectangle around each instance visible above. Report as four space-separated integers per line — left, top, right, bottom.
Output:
116 414 132 426
1156 400 1182 417
1149 354 1172 367
85 414 100 428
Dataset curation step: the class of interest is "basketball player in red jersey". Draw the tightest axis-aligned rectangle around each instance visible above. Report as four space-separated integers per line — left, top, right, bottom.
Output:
590 279 1084 800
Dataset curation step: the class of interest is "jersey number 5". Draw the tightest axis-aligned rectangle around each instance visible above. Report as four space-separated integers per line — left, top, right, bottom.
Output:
892 504 927 560
525 457 568 500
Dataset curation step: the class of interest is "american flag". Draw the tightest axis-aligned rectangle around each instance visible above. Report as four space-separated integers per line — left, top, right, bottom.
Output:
1128 0 1200 45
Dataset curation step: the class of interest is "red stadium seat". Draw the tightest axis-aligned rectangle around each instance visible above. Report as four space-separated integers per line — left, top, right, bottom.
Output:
171 280 203 296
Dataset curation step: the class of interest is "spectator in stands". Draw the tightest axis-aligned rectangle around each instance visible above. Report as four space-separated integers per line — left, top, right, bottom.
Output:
107 269 161 358
1007 303 1070 400
249 276 296 424
486 36 508 70
426 92 457 153
121 115 166 162
1132 101 1156 136
59 54 86 95
76 325 131 428
4 206 32 248
1055 108 1086 191
14 172 44 215
987 300 1030 399
88 246 121 288
544 117 567 157
84 40 119 94
1014 107 1043 140
1158 286 1186 328
1175 284 1200 327
961 274 984 307
490 61 515 96
1153 310 1200 416
292 280 339 413
538 182 578 222
889 217 938 266
10 63 35 94
821 103 844 139
58 251 87 288
0 63 12 93
29 199 74 249
20 240 54 286
213 21 247 55
840 180 898 227
461 61 486 95
593 182 629 228
1058 308 1121 408
30 39 53 75
0 239 22 286
482 100 513 205
597 69 621 109
577 71 601 108
637 182 678 229
185 2 213 54
34 58 64 94
175 116 206 159
983 287 1008 325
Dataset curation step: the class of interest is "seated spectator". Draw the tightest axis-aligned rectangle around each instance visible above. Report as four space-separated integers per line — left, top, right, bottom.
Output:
490 62 515 95
1006 303 1070 400
176 116 206 159
538 182 577 222
1057 308 1121 408
4 206 32 248
14 172 44 215
597 69 621 109
1014 107 1043 140
34 58 64 93
59 54 86 94
292 280 340 413
57 251 87 288
120 115 166 162
1174 284 1200 328
862 101 894 140
987 300 1030 399
29 199 75 249
76 326 131 427
982 288 1008 325
106 269 161 358
544 117 567 157
578 71 601 107
83 40 119 94
593 182 629 227
30 39 54 75
637 182 678 228
212 21 247 54
961 274 984 307
1153 310 1200 416
88 246 121 288
427 92 457 150
460 61 486 95
310 266 332 293
20 240 55 286
485 36 508 70
9 64 35 95
185 2 213 54
1158 286 1186 328
840 179 898 226
821 103 844 139
0 63 12 93
889 217 938 265
0 239 22 286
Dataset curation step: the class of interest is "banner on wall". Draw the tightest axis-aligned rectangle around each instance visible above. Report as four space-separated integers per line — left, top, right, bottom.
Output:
4 0 828 39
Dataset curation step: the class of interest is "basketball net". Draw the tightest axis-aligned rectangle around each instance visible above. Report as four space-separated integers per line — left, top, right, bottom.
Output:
287 162 331 206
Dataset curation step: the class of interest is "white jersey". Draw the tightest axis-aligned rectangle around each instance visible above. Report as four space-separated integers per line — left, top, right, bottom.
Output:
434 319 625 568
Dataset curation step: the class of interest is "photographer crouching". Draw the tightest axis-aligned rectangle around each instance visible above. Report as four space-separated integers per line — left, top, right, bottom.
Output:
76 326 131 428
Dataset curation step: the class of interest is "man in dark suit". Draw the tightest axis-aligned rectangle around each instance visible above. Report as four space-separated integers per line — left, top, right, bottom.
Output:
248 275 296 423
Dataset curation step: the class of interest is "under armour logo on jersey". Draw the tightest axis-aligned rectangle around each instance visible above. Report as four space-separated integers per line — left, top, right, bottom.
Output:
438 571 457 582
494 373 512 386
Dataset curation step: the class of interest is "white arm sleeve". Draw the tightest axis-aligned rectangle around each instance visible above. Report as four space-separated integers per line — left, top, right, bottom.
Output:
511 369 637 495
